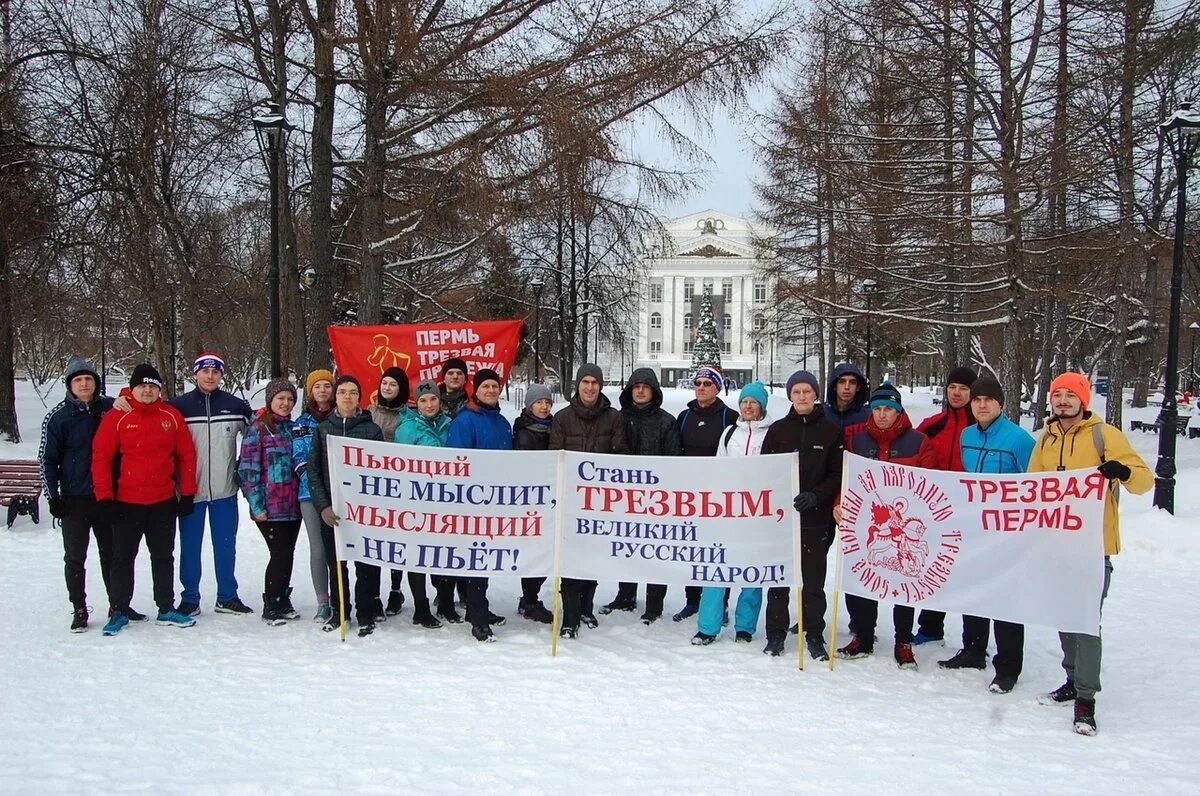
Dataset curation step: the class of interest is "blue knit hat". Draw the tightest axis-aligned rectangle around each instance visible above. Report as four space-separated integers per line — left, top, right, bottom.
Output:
738 381 769 412
786 370 820 398
869 381 903 412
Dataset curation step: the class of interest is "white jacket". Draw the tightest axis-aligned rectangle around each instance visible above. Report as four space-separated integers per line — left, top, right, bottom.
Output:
715 414 774 458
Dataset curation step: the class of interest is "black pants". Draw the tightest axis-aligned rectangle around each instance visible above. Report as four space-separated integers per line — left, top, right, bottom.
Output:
963 615 1025 678
109 500 177 612
682 585 702 608
320 521 352 620
458 576 492 628
846 594 915 645
61 497 114 609
917 609 945 638
354 562 381 624
522 576 547 603
388 570 432 610
615 581 668 612
561 578 598 629
256 520 300 600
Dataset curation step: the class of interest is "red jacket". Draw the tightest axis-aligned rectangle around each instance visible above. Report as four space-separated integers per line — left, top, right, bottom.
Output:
846 411 938 468
915 404 971 471
92 397 197 504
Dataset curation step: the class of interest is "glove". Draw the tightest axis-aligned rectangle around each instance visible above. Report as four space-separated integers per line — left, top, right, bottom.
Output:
48 497 67 520
793 492 819 513
98 499 122 524
176 495 195 517
1097 460 1132 482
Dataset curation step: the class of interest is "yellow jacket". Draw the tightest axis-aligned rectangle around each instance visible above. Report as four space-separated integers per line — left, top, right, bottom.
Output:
1028 412 1153 555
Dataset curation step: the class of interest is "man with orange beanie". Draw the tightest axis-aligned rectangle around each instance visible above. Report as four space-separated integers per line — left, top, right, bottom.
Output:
1028 371 1151 736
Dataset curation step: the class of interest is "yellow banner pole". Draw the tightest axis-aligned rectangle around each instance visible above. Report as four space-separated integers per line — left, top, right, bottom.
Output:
336 558 348 643
550 451 566 657
828 451 850 670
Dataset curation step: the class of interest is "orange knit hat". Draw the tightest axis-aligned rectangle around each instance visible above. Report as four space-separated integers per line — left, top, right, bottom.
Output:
1049 371 1091 410
305 369 335 396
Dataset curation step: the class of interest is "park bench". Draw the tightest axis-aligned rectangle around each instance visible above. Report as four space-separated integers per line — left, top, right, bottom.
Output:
0 459 42 528
1129 417 1190 436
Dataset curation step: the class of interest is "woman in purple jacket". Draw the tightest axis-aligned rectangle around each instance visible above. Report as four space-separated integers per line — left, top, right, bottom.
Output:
238 378 303 626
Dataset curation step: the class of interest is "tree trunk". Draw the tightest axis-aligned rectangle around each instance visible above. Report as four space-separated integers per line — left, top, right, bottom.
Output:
0 243 18 443
301 0 337 367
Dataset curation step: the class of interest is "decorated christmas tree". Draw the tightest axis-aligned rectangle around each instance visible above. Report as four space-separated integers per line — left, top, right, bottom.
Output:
691 288 722 369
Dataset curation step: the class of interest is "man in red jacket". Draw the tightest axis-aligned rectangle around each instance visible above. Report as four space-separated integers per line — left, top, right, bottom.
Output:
92 364 199 636
912 366 976 645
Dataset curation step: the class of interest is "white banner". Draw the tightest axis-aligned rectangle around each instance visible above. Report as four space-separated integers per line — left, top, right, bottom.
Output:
559 451 800 587
328 438 558 578
837 453 1108 634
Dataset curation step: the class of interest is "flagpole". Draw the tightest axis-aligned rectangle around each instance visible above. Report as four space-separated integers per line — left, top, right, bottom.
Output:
829 451 850 670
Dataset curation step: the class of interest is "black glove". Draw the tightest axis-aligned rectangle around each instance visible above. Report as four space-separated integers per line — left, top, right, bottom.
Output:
176 495 195 517
48 497 67 520
793 492 819 513
1097 460 1132 482
98 499 122 524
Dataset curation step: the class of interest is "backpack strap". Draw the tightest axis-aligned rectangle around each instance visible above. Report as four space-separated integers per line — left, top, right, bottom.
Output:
720 423 737 453
1092 423 1105 463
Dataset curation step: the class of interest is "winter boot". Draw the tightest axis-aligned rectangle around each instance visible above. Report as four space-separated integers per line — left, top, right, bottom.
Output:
763 634 785 656
261 595 287 627
487 611 507 627
124 606 148 622
559 624 578 639
358 621 376 638
989 674 1018 694
472 624 496 643
735 631 753 643
412 610 443 629
913 629 944 645
806 635 829 661
386 590 404 616
938 649 987 670
691 632 717 646
599 595 637 615
580 612 599 629
280 588 301 620
894 642 917 670
836 636 874 659
640 609 662 625
372 598 387 624
437 604 464 624
520 599 553 624
1073 698 1097 736
70 607 89 633
156 608 197 628
215 597 253 615
672 602 699 622
322 611 351 633
1038 680 1077 707
102 611 129 636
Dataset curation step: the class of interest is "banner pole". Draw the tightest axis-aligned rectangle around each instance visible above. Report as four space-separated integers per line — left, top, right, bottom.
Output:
550 451 566 657
829 451 850 671
792 451 804 671
336 555 348 643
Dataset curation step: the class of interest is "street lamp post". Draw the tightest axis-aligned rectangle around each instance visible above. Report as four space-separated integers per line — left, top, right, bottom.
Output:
531 277 545 382
253 101 294 379
861 278 878 384
1189 321 1200 393
1153 102 1200 514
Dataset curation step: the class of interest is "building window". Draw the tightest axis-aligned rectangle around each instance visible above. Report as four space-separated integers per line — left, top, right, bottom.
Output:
722 279 733 301
649 341 662 353
703 278 714 294
753 313 766 332
649 281 663 303
722 315 732 333
650 312 662 330
684 341 694 354
722 341 732 354
753 280 767 304
684 279 695 301
683 312 693 330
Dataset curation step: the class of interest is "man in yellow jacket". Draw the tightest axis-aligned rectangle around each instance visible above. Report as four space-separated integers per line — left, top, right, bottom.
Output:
1028 371 1152 736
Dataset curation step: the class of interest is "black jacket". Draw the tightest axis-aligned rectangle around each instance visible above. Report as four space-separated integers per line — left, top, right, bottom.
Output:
619 368 681 456
677 398 738 457
39 393 116 499
513 410 552 451
760 406 844 531
549 392 629 454
308 410 384 512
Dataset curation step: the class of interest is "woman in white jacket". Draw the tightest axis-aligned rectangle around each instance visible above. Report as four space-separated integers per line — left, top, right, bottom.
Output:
692 381 774 645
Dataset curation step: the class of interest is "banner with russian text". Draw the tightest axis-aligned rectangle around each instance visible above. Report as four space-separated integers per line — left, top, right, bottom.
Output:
328 438 558 578
559 451 800 587
837 453 1107 634
328 321 523 405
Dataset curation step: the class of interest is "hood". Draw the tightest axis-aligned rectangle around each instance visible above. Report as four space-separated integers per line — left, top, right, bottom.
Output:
514 410 553 434
64 356 101 399
826 362 868 409
735 413 774 431
620 368 664 412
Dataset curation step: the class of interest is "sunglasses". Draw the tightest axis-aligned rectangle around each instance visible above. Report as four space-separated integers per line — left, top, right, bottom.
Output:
694 380 716 388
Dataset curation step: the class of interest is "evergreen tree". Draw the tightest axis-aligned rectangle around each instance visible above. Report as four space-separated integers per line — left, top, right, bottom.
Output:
691 288 722 369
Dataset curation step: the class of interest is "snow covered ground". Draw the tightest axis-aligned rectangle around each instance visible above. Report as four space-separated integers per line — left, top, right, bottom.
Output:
1 378 1197 793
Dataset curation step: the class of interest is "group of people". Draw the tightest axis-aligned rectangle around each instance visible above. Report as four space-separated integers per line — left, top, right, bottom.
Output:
38 351 1150 736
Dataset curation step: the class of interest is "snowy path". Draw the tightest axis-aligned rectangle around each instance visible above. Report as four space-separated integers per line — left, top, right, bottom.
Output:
2 384 1196 792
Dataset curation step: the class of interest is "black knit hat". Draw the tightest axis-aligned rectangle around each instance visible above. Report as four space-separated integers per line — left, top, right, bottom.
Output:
970 376 1005 406
334 374 361 394
869 381 903 411
474 368 501 391
947 366 978 388
129 363 163 389
441 358 468 381
377 366 410 408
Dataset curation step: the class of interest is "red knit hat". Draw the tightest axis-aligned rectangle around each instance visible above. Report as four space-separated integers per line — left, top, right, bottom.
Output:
1049 372 1091 410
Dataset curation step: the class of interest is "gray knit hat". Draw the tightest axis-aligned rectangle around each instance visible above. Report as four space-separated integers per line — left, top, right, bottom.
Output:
265 377 297 407
525 383 553 410
575 363 603 391
414 379 440 401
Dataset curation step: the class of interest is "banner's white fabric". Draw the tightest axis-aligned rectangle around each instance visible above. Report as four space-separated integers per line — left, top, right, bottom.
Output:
837 453 1108 634
558 451 800 587
328 438 559 577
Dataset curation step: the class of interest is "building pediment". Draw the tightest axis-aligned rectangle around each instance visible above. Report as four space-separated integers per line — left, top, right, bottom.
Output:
676 243 740 258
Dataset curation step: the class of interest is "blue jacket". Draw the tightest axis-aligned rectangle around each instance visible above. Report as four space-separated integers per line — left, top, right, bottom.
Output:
39 393 115 499
447 402 513 450
823 362 869 430
960 414 1035 474
291 408 331 503
170 387 252 501
395 406 451 447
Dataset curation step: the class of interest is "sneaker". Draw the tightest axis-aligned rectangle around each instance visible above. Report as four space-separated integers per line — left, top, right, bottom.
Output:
437 606 464 624
735 631 753 643
156 609 197 628
938 649 987 670
520 600 553 624
672 603 699 622
894 642 917 670
763 634 785 656
989 674 1018 694
313 603 333 623
70 607 89 633
124 606 148 622
386 590 404 616
640 610 661 625
322 614 351 633
487 611 507 627
1038 680 1077 706
580 613 599 629
358 621 376 637
472 624 496 642
214 597 253 615
559 625 577 639
599 596 636 614
102 611 129 636
176 602 200 618
836 636 874 659
806 636 829 661
913 629 944 645
691 632 717 646
412 612 443 629
1073 698 1097 736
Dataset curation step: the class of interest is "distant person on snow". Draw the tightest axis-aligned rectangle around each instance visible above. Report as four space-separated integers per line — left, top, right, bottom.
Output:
1028 371 1151 736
